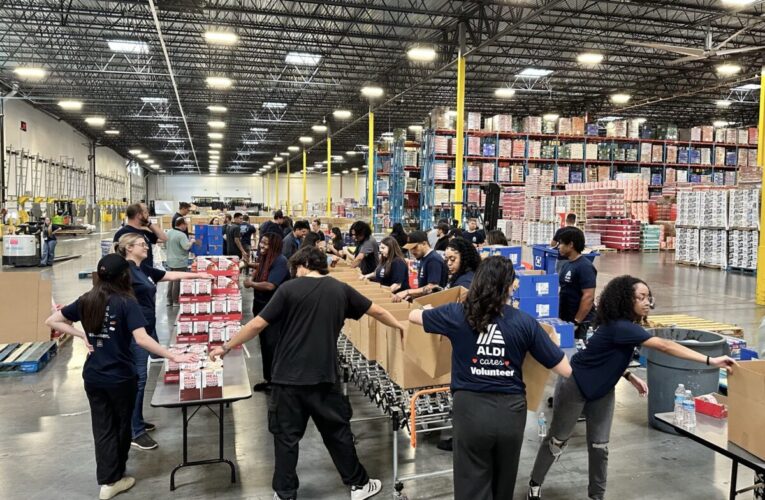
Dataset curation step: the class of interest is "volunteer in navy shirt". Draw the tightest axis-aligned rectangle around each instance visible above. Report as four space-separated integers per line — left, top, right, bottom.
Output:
528 275 736 500
363 236 409 293
463 217 486 246
114 233 212 451
409 257 571 500
244 232 291 391
550 213 578 273
259 210 285 241
282 220 310 259
393 230 448 302
45 254 197 497
556 227 597 338
443 237 480 290
113 202 167 274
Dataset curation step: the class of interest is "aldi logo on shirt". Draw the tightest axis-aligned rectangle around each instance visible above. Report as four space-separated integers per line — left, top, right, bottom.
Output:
563 270 572 283
476 323 505 357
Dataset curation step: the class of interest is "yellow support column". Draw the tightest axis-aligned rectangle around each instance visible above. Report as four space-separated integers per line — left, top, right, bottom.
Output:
368 109 375 208
275 165 280 212
453 33 467 225
327 136 333 217
286 158 291 217
756 66 765 304
302 148 307 217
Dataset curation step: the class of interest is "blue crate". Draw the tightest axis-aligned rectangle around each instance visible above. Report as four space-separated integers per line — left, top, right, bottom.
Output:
514 271 558 299
194 224 208 237
480 245 522 267
539 318 575 348
741 348 759 361
517 296 559 319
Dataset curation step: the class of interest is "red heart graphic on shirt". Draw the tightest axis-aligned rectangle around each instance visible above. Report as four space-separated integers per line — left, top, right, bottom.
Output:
471 358 478 364
504 360 510 366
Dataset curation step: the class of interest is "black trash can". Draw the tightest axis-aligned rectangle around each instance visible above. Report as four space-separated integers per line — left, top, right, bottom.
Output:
643 327 727 434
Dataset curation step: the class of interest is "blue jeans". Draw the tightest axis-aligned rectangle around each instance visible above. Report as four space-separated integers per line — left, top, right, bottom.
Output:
40 240 56 266
131 341 150 439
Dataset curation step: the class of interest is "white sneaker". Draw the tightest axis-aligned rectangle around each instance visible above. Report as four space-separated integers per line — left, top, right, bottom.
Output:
99 476 135 500
351 479 382 500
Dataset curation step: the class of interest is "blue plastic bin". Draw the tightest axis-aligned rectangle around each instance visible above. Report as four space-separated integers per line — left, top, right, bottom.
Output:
533 245 600 275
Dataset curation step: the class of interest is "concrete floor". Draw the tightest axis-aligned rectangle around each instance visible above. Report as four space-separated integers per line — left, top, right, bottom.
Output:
1 232 763 499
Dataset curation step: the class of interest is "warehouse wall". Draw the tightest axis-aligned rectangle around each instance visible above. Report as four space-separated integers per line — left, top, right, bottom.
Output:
3 98 131 199
148 173 369 209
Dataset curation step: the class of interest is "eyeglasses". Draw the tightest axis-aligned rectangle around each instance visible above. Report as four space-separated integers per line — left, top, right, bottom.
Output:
131 242 149 248
636 294 655 309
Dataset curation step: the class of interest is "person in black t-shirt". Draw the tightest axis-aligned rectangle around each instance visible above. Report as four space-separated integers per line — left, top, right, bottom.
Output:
433 222 450 252
393 230 448 302
113 203 168 275
39 216 63 266
327 227 346 257
210 247 405 500
390 222 408 251
347 221 380 275
171 202 191 236
550 213 578 273
444 237 480 290
527 275 737 500
362 236 409 293
311 218 326 242
243 232 290 391
282 220 310 259
240 215 257 260
463 218 486 246
259 210 285 242
408 257 571 500
224 212 246 258
45 254 197 499
557 227 597 338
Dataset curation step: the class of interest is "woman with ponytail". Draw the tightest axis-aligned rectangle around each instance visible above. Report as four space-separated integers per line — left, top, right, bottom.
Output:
244 232 290 391
113 233 212 451
45 254 198 500
408 256 572 500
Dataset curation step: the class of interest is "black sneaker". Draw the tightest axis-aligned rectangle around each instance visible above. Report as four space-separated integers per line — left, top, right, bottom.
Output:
437 438 453 451
144 422 156 432
131 433 158 450
253 382 271 392
528 484 542 500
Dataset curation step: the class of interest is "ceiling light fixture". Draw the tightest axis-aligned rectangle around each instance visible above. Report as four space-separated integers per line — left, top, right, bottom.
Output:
208 132 223 139
207 105 227 113
58 100 83 110
128 149 142 155
250 127 269 132
611 93 632 104
206 76 233 89
105 130 120 135
333 109 352 119
494 87 516 98
280 152 290 157
13 67 47 80
716 99 733 108
262 102 287 109
407 46 437 62
108 40 149 54
408 125 423 132
158 123 178 129
204 31 239 45
85 116 106 127
312 124 328 133
209 143 222 149
577 52 604 65
361 85 384 98
208 120 226 129
713 120 731 127
722 0 756 6
273 157 284 162
543 113 559 121
732 83 760 91
517 68 553 77
141 97 168 104
288 146 300 152
137 153 149 159
346 151 357 156
351 167 359 172
716 63 742 76
299 136 313 144
285 52 322 66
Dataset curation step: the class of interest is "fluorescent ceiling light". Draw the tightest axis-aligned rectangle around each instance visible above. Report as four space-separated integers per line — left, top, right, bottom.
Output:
208 120 226 129
716 100 733 108
285 52 322 66
713 120 731 127
128 149 142 155
288 146 300 152
732 83 760 91
250 127 269 132
332 155 344 161
635 118 647 124
577 52 604 65
361 86 384 98
105 130 120 135
333 109 352 119
517 68 553 77
141 97 167 103
149 165 159 170
716 63 741 76
158 123 178 129
494 87 516 98
262 102 287 109
299 136 313 144
599 116 622 122
204 31 239 45
280 152 290 157
342 170 349 174
611 93 631 104
351 167 359 172
267 161 275 166
346 150 357 156
58 100 83 110
209 143 222 149
543 113 559 121
206 76 233 89
243 140 259 145
85 116 106 127
273 157 284 162
407 46 437 62
312 124 328 133
333 173 340 176
13 67 47 79
137 154 149 159
145 159 155 164
207 105 227 113
208 132 223 139
408 125 423 132
722 0 756 6
108 40 149 54
159 169 166 173
167 139 184 143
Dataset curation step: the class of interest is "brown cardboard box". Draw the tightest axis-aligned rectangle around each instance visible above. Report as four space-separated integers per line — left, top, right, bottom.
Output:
523 322 559 411
375 307 411 369
405 287 467 378
0 272 53 343
728 360 765 459
358 303 411 362
385 320 452 389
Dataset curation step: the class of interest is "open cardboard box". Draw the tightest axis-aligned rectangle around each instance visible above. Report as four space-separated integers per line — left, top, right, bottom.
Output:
0 272 53 343
375 306 411 369
357 303 410 361
728 360 765 459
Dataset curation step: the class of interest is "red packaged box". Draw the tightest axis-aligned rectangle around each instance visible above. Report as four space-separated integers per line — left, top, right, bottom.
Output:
180 371 202 401
695 393 728 419
202 368 224 399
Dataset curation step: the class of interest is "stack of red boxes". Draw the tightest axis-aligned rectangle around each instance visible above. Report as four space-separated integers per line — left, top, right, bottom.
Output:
501 189 525 219
482 163 495 181
586 219 642 250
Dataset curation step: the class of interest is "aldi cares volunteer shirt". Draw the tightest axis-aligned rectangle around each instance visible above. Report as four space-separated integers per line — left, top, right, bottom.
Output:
422 303 564 394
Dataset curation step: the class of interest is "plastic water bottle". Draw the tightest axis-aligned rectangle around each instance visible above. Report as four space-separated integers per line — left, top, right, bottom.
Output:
683 390 696 430
537 412 547 438
673 384 686 425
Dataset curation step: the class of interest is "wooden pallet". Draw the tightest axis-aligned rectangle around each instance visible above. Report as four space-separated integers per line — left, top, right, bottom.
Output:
0 341 58 373
647 314 744 339
700 263 724 270
728 267 756 276
676 260 698 267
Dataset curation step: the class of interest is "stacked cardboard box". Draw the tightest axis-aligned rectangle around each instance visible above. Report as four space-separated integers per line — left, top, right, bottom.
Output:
467 112 481 131
640 224 661 250
539 196 556 222
676 191 702 227
510 219 524 242
498 139 513 158
728 230 758 270
676 227 700 263
729 188 760 229
586 218 641 250
699 229 727 267
467 136 481 156
481 162 495 181
523 116 542 134
502 189 525 219
526 222 557 246
487 114 512 132
512 140 526 158
434 136 451 154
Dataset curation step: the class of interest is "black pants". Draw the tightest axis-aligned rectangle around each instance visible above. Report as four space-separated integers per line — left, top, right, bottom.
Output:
268 383 369 499
254 299 278 382
85 379 137 485
452 390 527 500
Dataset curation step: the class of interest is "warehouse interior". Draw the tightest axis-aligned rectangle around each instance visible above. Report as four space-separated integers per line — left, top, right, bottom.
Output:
2 1 765 499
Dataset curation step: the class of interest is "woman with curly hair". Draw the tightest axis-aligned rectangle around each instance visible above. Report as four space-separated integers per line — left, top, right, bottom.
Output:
444 237 481 289
408 257 572 500
527 275 737 500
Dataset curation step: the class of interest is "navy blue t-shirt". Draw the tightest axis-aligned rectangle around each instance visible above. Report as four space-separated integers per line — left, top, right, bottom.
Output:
423 303 564 394
572 320 652 401
253 255 290 310
373 258 410 291
464 230 485 245
240 223 256 248
62 295 147 387
128 261 166 334
114 225 159 275
282 233 301 259
417 250 448 288
558 256 597 322
448 270 474 290
259 220 282 240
